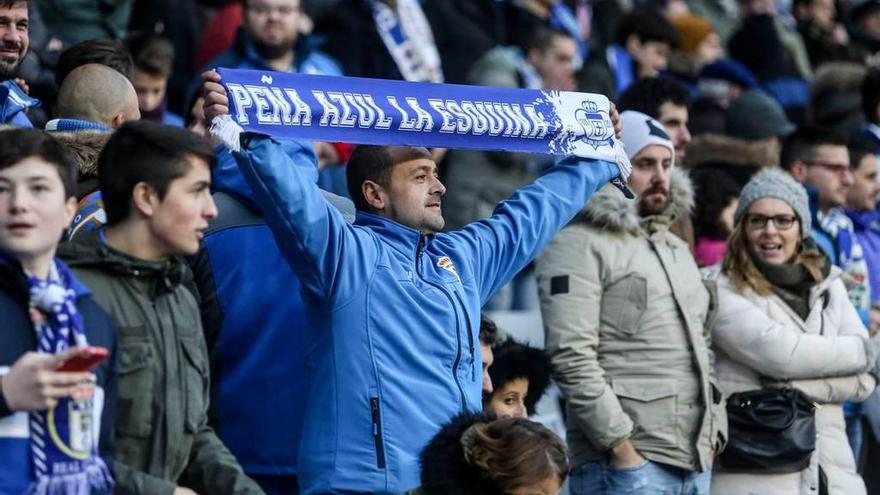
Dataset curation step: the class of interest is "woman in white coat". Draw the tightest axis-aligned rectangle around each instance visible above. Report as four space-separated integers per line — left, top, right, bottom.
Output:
709 170 879 495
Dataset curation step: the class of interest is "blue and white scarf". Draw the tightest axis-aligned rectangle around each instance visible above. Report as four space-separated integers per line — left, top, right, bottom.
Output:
25 260 113 495
818 208 872 314
370 0 443 83
212 68 632 193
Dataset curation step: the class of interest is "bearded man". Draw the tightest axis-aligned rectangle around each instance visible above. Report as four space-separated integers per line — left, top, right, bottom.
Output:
536 110 727 495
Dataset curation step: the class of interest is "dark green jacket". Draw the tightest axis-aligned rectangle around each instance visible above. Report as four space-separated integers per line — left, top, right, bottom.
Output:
58 230 263 495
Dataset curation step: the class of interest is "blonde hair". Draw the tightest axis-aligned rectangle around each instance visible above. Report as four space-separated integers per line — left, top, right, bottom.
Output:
721 220 826 296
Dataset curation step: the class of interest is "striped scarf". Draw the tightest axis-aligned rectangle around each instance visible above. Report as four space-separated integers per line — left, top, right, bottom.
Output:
817 208 872 314
26 260 113 495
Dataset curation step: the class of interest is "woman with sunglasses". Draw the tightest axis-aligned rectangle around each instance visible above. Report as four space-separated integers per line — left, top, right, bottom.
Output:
709 169 880 495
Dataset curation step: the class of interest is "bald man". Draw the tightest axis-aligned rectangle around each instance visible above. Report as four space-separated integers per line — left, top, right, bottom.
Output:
46 64 140 239
46 63 140 132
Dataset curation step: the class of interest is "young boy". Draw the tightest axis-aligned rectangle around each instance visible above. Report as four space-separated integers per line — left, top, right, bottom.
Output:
0 128 116 494
126 33 184 127
59 121 263 495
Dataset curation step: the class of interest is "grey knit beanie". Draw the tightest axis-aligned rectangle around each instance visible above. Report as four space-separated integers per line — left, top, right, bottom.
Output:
733 169 811 238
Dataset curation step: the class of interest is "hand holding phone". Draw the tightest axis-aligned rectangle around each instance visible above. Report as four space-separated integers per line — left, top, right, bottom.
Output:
55 346 109 372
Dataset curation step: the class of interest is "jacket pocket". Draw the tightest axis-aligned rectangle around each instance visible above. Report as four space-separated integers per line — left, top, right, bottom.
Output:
611 378 678 448
370 397 386 469
600 275 647 335
116 335 154 437
179 336 209 433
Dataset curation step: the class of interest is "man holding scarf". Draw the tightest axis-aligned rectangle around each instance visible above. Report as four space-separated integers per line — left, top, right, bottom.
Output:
0 128 116 494
202 70 625 494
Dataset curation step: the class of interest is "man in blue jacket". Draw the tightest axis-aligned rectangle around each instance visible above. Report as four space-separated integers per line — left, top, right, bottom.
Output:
189 147 354 495
202 72 623 494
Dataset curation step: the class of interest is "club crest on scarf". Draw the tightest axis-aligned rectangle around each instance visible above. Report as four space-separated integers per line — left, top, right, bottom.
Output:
574 101 614 150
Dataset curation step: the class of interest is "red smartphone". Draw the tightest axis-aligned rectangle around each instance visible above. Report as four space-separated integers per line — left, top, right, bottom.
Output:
56 346 109 372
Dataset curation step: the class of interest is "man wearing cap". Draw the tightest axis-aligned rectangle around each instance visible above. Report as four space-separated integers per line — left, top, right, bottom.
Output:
537 111 726 495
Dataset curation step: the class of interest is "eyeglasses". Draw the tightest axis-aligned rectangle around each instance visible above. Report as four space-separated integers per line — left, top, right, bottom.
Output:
805 160 852 177
745 213 798 231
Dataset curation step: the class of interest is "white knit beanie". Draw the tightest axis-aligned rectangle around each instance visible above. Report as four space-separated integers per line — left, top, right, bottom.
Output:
620 111 675 164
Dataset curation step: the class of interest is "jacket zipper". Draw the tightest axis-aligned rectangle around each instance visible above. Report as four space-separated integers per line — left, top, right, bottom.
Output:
453 291 476 382
415 236 467 411
370 397 386 469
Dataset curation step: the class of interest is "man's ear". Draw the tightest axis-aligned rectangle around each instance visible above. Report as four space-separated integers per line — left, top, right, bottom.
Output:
526 47 541 67
361 180 386 211
130 182 158 218
63 196 78 225
789 161 808 183
625 34 642 55
111 113 126 129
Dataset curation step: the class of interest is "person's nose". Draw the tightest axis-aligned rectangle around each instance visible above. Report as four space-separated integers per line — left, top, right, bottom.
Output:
204 194 219 220
679 125 692 146
842 169 855 187
482 373 493 395
8 185 26 213
432 176 446 196
1 25 21 45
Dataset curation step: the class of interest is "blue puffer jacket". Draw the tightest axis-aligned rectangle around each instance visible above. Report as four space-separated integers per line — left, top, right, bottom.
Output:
231 134 618 494
190 145 353 480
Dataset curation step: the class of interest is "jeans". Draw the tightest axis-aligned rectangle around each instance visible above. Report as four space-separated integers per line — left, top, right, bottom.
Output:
846 414 865 470
569 460 711 495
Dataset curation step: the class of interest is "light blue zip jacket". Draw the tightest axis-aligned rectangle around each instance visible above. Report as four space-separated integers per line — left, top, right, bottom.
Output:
232 133 618 494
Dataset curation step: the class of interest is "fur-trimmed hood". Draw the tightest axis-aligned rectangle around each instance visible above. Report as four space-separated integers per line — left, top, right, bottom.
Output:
574 167 694 236
682 133 779 169
418 412 501 495
50 130 111 183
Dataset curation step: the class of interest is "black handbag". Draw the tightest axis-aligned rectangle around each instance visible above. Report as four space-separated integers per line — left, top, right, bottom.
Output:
720 388 817 473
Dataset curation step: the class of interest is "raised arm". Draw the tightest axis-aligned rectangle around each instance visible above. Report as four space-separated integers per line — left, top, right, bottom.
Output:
202 71 374 307
447 159 619 304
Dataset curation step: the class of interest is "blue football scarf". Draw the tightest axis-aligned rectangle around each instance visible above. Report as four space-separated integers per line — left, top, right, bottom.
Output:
26 260 113 495
212 68 633 195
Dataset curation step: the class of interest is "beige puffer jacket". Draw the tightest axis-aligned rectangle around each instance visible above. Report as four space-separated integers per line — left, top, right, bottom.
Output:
536 170 726 472
708 269 875 495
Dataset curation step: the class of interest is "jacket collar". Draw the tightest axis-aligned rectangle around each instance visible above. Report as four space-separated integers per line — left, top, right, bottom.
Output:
355 211 427 257
0 254 90 302
58 229 187 297
232 28 322 73
575 167 694 236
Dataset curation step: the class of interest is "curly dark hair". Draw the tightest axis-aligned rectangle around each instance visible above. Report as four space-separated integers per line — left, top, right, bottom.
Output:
690 166 742 241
